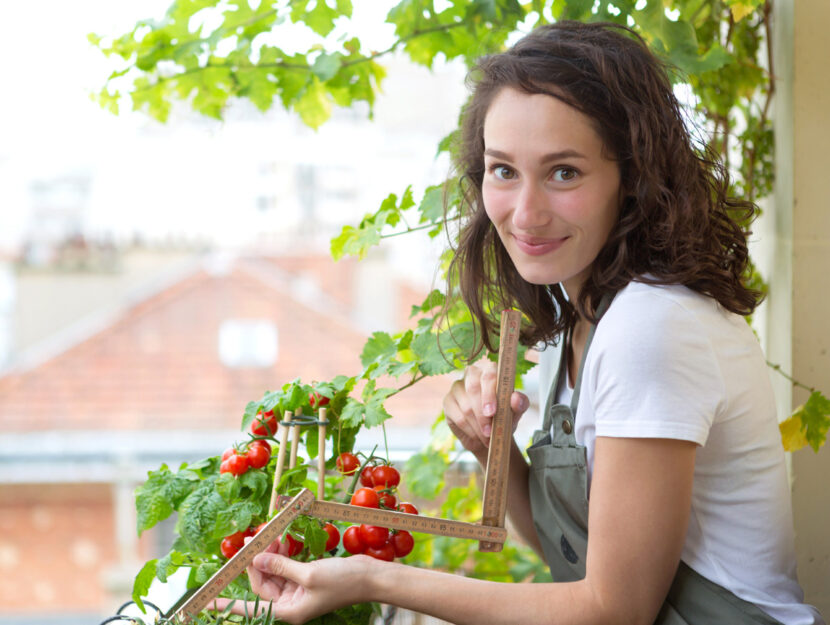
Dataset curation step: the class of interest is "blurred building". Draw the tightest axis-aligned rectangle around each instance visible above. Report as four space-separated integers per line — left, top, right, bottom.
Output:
0 245 453 623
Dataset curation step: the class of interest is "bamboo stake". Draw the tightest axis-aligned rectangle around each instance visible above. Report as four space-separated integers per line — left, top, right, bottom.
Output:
288 408 302 470
317 408 327 500
268 412 290 516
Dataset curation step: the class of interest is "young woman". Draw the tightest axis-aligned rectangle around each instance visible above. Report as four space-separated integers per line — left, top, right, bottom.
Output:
221 21 824 625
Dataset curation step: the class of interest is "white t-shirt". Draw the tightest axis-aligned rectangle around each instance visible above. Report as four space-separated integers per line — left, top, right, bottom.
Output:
537 281 823 625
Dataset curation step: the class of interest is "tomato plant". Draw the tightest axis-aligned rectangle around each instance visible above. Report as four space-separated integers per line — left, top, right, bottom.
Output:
246 442 271 469
374 486 397 509
343 526 365 555
359 465 375 487
336 452 359 475
397 502 419 515
372 465 400 488
251 410 277 436
358 525 389 549
350 487 380 508
323 523 340 552
391 531 414 558
309 391 330 409
365 543 395 562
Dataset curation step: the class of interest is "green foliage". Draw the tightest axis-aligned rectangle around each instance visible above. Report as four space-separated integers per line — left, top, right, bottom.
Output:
101 1 828 621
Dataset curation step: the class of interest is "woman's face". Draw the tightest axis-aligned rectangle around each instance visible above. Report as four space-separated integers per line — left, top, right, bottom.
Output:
482 87 622 299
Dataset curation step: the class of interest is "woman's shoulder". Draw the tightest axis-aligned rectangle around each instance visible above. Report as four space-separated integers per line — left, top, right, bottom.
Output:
599 280 742 341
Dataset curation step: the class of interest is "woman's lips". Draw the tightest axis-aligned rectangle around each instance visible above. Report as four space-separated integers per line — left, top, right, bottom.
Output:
512 234 569 256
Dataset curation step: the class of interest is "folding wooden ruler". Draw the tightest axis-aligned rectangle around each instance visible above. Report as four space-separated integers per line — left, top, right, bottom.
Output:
170 309 521 623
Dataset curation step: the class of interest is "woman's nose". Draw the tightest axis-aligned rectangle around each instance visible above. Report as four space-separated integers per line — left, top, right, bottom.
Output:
512 183 550 230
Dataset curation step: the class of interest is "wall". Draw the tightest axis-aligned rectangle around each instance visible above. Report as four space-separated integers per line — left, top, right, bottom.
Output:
772 0 830 617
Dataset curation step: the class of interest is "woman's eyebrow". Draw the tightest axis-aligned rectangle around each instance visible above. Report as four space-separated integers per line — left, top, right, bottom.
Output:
483 148 587 162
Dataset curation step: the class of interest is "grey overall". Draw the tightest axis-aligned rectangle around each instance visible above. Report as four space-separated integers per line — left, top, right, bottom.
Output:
526 296 783 624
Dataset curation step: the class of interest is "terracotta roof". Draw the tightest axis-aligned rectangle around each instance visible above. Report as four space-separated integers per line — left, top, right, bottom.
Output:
0 255 451 434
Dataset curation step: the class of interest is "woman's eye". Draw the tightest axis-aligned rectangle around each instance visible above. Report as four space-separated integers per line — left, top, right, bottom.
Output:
552 167 578 182
491 165 515 180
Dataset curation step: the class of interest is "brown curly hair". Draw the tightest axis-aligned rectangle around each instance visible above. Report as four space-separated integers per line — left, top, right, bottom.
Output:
448 20 762 353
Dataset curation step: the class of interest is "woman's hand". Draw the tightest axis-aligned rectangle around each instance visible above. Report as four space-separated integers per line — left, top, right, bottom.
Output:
442 359 529 461
213 544 377 625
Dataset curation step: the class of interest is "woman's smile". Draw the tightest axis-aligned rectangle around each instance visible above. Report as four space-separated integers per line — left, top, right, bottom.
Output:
511 233 570 256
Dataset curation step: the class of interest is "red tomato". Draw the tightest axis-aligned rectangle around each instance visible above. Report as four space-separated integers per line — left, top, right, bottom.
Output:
336 452 359 475
220 537 240 559
365 542 395 562
358 524 389 549
309 392 330 409
359 466 375 487
246 443 271 469
220 451 250 476
374 486 397 509
342 526 365 554
284 533 303 557
371 465 400 488
323 523 340 551
397 502 419 515
390 531 414 558
350 487 379 509
249 439 271 454
223 529 250 552
251 410 278 436
222 447 235 461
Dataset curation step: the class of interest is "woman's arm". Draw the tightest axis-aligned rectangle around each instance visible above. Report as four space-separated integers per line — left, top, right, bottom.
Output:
222 435 696 625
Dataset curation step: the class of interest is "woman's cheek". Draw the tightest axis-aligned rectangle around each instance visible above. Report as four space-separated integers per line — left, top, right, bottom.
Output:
482 184 512 224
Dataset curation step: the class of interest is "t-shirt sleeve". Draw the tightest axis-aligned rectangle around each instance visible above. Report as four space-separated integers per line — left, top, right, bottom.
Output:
584 291 726 446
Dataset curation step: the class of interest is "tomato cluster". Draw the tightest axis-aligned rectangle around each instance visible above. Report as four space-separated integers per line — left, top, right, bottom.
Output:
219 523 304 560
220 439 272 476
336 460 417 561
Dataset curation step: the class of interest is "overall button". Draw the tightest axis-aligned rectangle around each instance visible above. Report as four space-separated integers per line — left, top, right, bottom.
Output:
561 419 573 434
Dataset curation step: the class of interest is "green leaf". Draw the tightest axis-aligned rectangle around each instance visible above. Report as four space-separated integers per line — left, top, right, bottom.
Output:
311 52 343 81
195 561 221 583
340 398 365 428
131 559 158 612
360 332 398 369
156 550 187 583
295 77 332 129
240 468 269 500
412 331 455 376
405 451 448 498
176 483 228 550
135 464 176 535
411 289 445 317
418 185 446 224
800 391 830 452
330 224 381 261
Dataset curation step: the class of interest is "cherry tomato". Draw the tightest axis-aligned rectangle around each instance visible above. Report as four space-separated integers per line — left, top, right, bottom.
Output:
343 526 365 554
284 533 303 557
222 447 235 461
253 522 269 535
251 410 278 436
309 392 330 409
358 524 389 549
246 443 271 469
390 531 414 558
249 439 272 454
374 486 397 509
365 542 395 561
220 537 240 559
359 466 375 487
397 502 419 515
372 465 400 488
336 452 359 475
221 451 250 476
350 487 379 508
323 523 340 551
223 528 253 553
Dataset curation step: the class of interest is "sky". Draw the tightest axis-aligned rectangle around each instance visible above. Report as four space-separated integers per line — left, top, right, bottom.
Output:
0 1 464 257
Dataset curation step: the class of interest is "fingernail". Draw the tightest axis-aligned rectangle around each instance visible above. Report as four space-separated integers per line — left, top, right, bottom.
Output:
482 424 491 437
483 403 495 416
